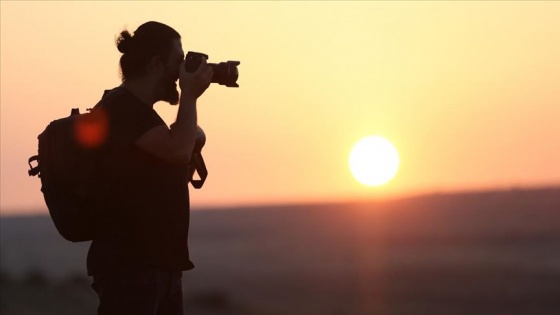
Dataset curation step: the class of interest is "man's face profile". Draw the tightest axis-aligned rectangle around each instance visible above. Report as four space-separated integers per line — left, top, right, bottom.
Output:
157 39 184 105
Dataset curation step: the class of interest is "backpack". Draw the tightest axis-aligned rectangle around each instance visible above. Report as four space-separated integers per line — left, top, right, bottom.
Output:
27 91 122 242
28 89 209 242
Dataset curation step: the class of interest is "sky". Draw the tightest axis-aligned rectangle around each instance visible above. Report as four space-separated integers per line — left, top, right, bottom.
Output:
1 1 559 215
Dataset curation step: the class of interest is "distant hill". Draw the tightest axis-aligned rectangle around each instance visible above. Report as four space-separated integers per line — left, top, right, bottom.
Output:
1 186 560 315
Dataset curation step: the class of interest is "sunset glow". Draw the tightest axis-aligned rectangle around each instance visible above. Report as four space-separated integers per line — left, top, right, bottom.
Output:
1 1 559 214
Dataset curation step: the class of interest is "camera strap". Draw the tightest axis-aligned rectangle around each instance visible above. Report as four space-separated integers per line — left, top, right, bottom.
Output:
188 152 207 189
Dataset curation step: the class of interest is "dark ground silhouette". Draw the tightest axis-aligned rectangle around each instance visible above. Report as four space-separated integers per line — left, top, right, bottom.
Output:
1 187 559 315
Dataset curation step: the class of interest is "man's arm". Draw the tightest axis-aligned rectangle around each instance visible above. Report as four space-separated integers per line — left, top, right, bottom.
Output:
135 59 213 165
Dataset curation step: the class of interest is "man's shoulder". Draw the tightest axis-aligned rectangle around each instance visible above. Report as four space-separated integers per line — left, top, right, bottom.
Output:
97 87 156 119
95 87 165 141
99 87 134 109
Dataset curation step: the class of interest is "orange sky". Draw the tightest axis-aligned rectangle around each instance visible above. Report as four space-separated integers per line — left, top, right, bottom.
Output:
1 1 559 215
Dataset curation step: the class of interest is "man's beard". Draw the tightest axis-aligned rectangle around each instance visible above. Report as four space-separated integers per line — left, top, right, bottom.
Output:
159 79 180 105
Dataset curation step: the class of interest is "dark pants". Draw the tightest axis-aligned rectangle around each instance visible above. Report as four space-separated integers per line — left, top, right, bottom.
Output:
91 265 184 315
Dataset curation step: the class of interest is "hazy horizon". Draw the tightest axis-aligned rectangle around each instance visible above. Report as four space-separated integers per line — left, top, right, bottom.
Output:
2 184 558 217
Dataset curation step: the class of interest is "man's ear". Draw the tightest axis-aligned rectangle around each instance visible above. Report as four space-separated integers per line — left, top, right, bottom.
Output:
147 55 164 75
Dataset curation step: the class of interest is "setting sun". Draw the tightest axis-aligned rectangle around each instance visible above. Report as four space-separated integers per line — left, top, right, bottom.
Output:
349 136 400 187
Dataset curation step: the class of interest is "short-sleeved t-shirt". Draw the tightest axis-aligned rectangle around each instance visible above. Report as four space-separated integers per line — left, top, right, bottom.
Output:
86 87 194 276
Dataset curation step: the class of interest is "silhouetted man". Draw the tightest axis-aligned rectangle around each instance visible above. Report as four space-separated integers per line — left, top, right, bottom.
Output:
87 21 212 315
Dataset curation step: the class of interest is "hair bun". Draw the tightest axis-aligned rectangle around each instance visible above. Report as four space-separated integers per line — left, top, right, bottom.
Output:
116 30 134 54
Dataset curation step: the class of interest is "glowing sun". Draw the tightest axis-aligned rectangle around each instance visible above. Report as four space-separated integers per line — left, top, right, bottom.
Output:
349 135 399 186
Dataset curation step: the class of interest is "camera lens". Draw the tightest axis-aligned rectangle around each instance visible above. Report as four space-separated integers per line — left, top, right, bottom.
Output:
184 52 240 88
210 61 240 88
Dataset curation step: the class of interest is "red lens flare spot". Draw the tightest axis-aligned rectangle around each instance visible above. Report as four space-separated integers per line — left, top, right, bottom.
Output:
74 109 108 149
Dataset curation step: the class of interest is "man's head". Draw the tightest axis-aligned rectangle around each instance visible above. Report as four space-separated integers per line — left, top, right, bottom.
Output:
116 21 184 105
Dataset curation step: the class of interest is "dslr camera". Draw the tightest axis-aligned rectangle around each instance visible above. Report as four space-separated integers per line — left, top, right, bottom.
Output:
184 51 240 88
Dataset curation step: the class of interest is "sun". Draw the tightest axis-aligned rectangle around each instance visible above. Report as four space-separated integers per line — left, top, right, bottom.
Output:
349 136 399 186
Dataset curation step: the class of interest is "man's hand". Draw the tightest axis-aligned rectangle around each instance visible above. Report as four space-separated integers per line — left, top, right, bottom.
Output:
179 58 213 100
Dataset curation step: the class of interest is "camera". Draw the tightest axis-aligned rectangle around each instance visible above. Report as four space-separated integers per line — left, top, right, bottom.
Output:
184 51 240 88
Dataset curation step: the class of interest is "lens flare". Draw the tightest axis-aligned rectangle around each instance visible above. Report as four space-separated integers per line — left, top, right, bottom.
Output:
74 109 108 149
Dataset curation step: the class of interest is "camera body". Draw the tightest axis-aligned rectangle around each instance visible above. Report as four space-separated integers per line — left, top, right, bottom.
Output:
184 51 240 88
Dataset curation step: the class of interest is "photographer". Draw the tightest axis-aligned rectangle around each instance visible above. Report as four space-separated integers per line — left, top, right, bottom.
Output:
87 21 212 315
